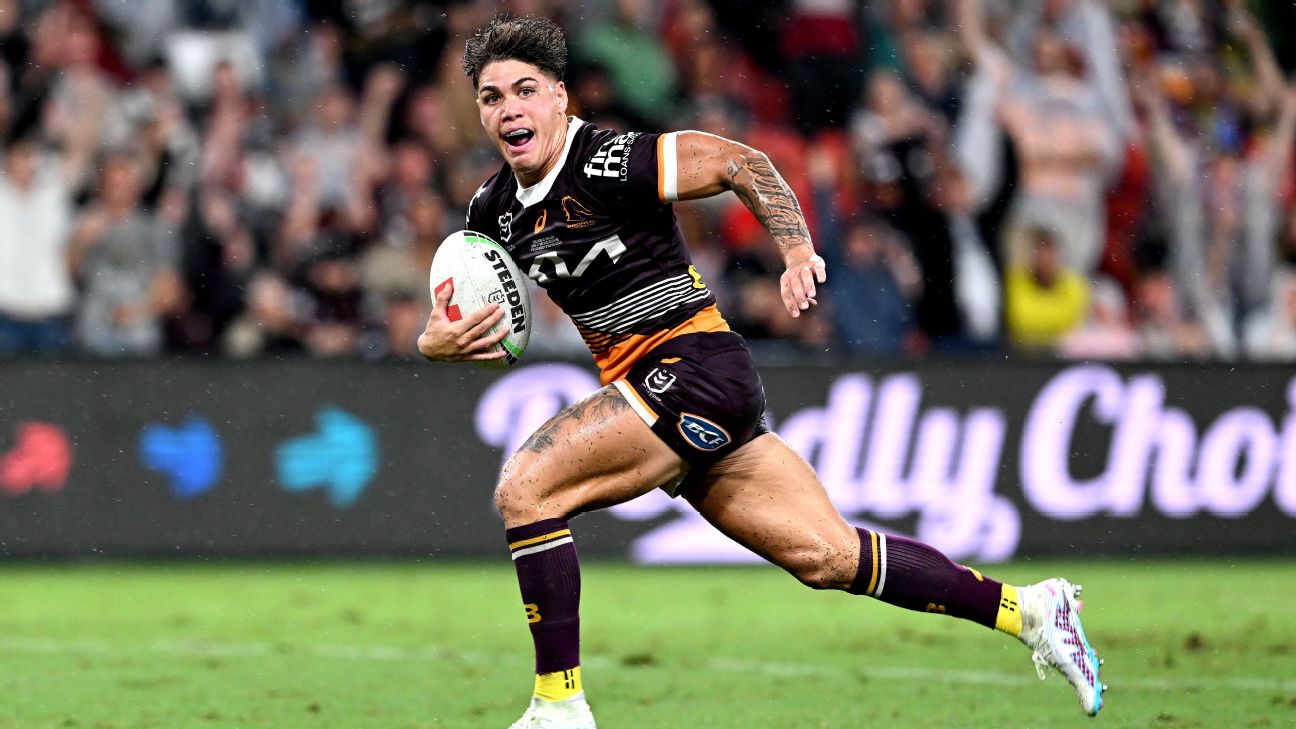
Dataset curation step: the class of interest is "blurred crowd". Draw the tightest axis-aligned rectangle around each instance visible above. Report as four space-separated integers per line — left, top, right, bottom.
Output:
2 0 1296 363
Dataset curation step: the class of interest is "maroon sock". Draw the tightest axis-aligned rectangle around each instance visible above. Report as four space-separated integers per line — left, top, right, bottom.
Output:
506 518 581 674
848 528 1001 629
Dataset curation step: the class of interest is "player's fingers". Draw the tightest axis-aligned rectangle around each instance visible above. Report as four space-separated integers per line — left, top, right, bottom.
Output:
468 347 510 361
476 324 510 349
813 255 827 283
459 302 502 333
799 265 818 303
460 305 505 343
431 282 451 313
780 276 802 318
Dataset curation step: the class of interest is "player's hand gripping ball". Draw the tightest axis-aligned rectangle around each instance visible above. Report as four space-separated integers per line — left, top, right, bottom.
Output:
427 230 531 368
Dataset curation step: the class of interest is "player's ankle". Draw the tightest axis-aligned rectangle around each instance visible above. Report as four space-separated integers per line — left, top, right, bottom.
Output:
534 666 583 702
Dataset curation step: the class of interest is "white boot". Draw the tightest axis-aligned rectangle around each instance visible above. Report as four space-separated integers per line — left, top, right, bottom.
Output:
1018 578 1106 716
508 692 597 729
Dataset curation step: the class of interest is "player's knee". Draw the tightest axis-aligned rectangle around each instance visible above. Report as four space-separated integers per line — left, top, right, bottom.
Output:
492 454 551 524
493 475 532 523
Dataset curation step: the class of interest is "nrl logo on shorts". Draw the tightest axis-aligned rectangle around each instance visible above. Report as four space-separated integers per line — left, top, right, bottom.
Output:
644 368 676 394
677 413 730 452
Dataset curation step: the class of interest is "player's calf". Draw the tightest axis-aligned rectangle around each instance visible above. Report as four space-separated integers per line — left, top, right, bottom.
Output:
847 528 1018 632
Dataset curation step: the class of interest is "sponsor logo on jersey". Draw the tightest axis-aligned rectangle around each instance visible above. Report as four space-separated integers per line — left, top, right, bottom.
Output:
677 413 730 452
562 195 596 229
498 212 513 242
527 234 627 283
644 368 676 394
482 248 528 333
533 209 548 234
583 132 639 180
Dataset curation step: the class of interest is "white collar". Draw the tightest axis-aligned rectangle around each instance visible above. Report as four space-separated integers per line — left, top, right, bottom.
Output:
514 117 585 208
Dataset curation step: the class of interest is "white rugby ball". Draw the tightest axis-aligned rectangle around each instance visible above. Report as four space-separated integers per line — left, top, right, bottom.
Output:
428 230 531 368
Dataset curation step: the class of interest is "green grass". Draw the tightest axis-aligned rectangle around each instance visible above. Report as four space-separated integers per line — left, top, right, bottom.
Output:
0 560 1293 728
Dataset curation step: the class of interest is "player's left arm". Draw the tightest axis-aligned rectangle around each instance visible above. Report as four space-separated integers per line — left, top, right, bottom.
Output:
671 131 825 318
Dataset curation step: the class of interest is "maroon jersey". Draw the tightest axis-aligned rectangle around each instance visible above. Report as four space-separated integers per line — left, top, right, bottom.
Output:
466 117 728 384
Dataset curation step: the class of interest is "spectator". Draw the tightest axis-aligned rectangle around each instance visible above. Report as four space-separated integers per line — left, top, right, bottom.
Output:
291 82 363 214
1006 0 1136 141
1058 275 1141 360
1004 226 1090 351
779 0 866 133
824 216 922 356
0 2 1293 365
1133 268 1213 360
223 271 305 358
68 152 184 357
573 0 676 126
0 136 79 355
850 70 966 349
958 0 1121 276
812 146 921 356
1243 269 1296 362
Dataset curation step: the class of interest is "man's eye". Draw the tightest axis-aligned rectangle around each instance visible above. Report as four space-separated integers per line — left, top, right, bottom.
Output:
520 88 535 97
484 94 499 104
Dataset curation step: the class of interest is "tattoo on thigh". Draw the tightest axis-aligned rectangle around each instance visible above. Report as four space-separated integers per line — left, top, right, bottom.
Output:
520 386 630 455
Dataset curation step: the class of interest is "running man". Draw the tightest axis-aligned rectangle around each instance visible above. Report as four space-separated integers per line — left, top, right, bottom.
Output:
417 15 1105 729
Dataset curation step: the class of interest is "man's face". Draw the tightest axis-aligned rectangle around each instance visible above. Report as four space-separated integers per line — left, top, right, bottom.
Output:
476 59 568 184
4 142 37 188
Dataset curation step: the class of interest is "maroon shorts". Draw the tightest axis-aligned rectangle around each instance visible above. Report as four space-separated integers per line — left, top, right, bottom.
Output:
613 331 769 477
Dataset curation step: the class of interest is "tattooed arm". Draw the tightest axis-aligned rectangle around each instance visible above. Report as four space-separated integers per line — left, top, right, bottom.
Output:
673 131 826 318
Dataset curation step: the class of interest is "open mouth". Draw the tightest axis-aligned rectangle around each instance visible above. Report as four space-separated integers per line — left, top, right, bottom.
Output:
503 128 535 149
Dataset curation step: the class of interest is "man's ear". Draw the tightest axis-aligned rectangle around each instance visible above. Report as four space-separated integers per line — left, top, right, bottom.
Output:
554 81 569 114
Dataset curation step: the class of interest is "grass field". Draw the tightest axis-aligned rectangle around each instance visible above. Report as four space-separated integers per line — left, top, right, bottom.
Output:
0 560 1293 729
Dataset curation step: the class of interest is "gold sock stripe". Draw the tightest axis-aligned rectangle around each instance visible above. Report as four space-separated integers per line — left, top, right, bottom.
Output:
534 666 583 702
509 529 572 551
995 584 1023 637
866 529 880 596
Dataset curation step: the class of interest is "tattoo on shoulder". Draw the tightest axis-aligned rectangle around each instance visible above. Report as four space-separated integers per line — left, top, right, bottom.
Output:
727 152 812 255
519 386 630 454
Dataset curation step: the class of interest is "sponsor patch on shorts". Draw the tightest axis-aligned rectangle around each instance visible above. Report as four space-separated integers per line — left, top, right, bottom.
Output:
677 413 731 451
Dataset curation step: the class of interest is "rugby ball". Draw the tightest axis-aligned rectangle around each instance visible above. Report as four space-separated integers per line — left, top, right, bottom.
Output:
428 230 531 368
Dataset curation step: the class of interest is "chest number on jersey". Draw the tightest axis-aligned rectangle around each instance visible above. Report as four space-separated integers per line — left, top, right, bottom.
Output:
528 234 627 283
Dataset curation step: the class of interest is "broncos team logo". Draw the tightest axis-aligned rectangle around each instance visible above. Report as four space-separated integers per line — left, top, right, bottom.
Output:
562 196 596 229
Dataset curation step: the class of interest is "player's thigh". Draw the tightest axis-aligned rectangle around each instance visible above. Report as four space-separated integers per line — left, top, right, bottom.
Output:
497 385 686 526
681 432 858 587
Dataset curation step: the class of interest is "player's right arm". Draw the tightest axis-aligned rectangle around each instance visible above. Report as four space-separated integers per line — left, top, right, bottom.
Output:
416 285 510 362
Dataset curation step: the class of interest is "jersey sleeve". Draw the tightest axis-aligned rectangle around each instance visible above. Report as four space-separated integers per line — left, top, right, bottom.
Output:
577 129 680 208
465 182 490 232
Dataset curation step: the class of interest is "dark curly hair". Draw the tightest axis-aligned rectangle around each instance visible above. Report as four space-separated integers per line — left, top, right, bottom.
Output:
462 15 568 90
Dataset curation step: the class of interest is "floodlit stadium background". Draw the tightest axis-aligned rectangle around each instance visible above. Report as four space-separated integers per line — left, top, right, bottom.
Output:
2 0 1294 559
1 2 1295 727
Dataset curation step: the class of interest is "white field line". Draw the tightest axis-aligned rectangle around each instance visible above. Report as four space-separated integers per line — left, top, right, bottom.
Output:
2 637 1293 694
